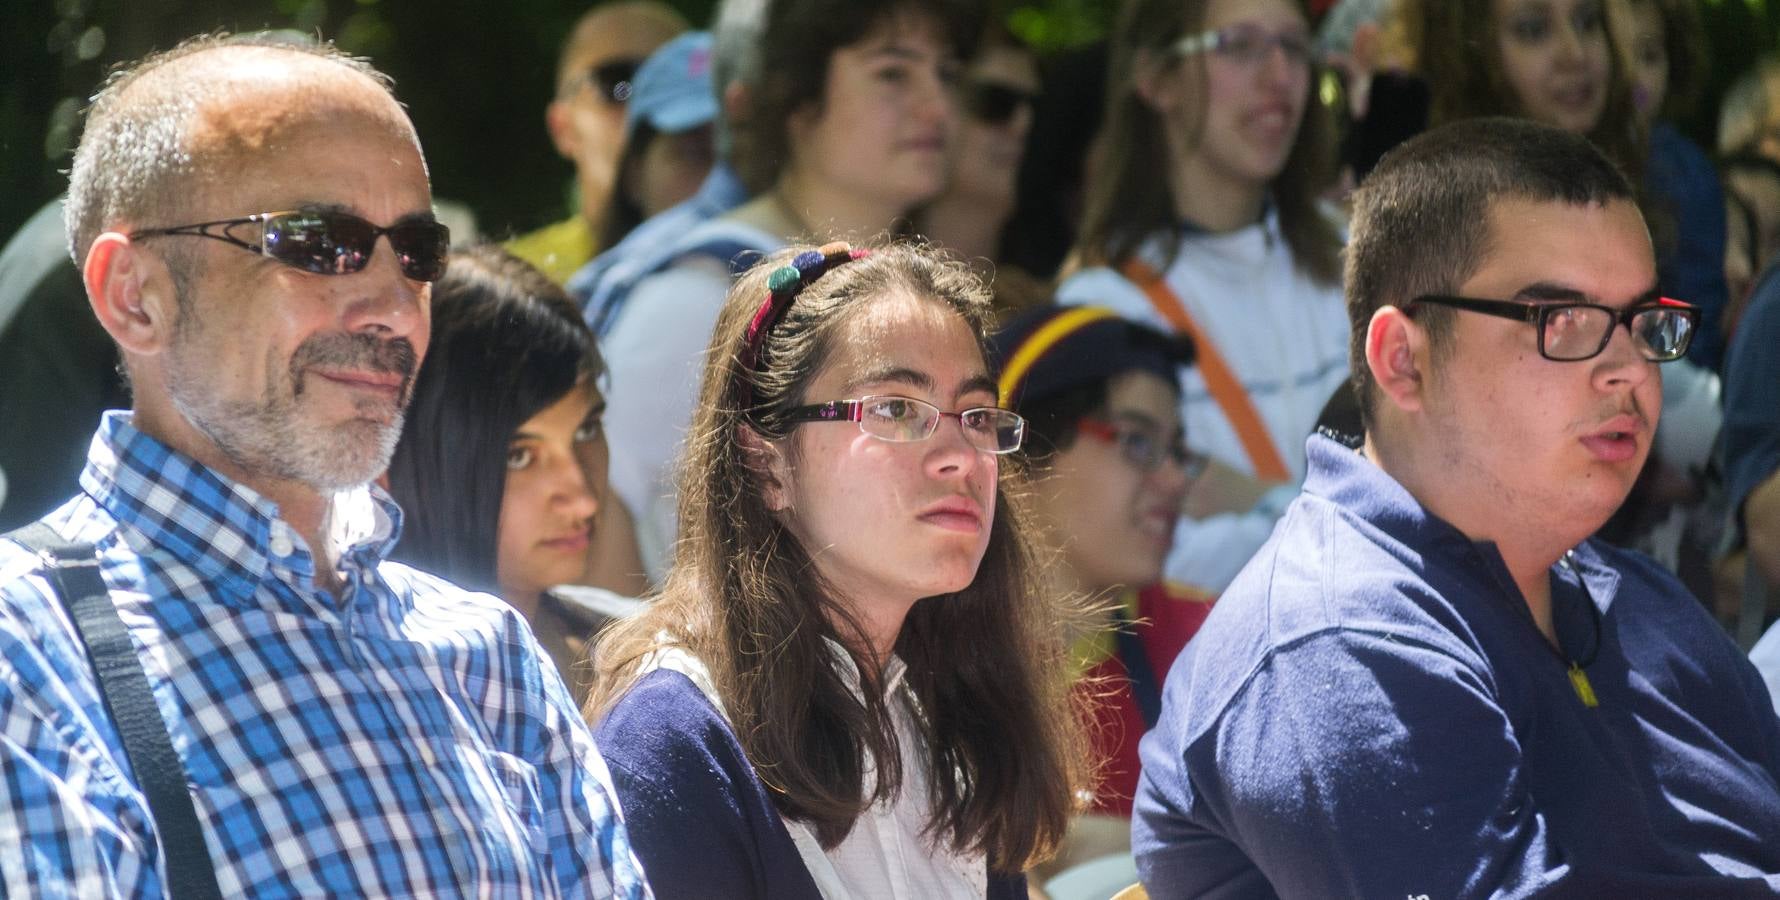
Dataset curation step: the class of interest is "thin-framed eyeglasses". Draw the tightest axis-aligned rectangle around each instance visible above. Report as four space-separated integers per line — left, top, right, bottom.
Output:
1077 417 1208 478
781 394 1025 454
1171 23 1314 68
1405 294 1699 362
130 209 451 282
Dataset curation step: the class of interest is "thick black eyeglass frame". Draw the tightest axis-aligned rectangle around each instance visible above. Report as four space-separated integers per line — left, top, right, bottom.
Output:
587 58 642 104
130 210 452 282
963 80 1038 126
1405 294 1699 362
781 395 1027 454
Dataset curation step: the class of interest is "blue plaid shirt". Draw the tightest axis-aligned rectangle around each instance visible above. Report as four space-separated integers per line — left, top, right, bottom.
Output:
0 413 652 899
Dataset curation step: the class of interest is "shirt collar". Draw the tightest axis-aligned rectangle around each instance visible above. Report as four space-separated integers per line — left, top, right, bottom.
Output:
1177 194 1281 238
822 636 909 696
79 412 404 596
1303 431 1623 610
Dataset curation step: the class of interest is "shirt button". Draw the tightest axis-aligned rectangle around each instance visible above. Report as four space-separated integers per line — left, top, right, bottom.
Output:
269 530 295 558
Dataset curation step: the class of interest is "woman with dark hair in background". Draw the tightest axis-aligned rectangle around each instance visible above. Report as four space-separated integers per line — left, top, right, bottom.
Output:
1605 0 1729 369
920 19 1047 311
588 242 1087 899
386 246 644 702
599 0 978 584
1407 0 1641 171
1057 0 1347 594
989 305 1213 893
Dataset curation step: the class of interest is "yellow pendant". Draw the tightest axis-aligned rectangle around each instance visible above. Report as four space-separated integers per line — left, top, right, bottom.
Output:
1569 663 1599 708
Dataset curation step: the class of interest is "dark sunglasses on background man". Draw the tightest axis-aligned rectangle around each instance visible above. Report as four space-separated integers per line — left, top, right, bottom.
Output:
132 209 452 282
585 58 642 104
962 80 1039 126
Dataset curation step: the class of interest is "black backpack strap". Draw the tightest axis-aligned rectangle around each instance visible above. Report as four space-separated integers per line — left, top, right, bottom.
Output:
6 522 224 900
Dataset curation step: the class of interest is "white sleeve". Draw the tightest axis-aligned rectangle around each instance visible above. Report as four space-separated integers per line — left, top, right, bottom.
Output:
1655 358 1721 474
1751 620 1780 719
600 259 733 582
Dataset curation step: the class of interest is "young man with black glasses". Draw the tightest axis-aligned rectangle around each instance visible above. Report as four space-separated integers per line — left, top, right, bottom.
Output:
0 35 650 898
1133 117 1780 895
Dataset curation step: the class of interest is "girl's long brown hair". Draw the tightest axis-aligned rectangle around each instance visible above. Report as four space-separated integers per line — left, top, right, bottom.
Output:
1405 0 1645 185
1068 0 1341 284
587 242 1089 872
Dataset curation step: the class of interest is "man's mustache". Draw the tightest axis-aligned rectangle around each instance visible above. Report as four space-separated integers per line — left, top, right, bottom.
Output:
289 333 419 397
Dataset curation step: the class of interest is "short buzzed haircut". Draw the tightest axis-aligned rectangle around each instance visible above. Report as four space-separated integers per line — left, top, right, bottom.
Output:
1344 117 1637 427
63 33 392 268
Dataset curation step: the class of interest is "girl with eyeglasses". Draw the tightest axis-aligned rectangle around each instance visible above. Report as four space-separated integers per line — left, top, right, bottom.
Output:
385 246 646 704
989 305 1214 890
586 242 1088 900
599 0 977 585
1057 0 1347 594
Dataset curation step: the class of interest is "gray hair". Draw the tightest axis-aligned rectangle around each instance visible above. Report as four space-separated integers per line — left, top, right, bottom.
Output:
63 32 393 267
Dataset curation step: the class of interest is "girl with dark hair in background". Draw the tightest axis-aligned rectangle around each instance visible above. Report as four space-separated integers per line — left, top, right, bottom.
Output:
599 0 979 584
386 246 645 702
989 305 1213 891
587 242 1087 899
1606 0 1729 369
1057 0 1348 594
920 19 1048 311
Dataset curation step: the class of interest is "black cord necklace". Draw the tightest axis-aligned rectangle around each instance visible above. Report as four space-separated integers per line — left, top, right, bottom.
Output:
1549 552 1604 708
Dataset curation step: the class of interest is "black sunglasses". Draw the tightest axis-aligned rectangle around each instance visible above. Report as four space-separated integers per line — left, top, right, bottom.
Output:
131 209 452 282
962 80 1038 126
587 58 643 104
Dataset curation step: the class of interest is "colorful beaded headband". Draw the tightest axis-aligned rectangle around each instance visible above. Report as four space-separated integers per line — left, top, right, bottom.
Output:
735 241 871 408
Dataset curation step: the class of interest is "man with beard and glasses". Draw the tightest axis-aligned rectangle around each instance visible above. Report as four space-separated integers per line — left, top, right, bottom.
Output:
1133 119 1780 896
0 35 652 898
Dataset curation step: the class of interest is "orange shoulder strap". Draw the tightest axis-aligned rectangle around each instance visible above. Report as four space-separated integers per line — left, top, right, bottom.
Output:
1120 258 1290 482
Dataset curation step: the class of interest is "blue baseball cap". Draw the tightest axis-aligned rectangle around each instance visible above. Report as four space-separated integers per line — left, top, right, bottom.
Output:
626 31 717 134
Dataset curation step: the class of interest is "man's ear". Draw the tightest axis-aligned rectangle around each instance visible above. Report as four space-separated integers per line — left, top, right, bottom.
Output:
83 232 174 357
1365 304 1429 415
545 99 579 160
737 423 791 512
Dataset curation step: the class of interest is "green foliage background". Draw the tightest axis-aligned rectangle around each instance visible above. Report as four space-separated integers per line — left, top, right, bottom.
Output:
1 0 1776 248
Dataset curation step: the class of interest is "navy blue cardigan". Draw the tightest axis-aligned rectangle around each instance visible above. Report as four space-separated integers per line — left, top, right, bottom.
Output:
595 668 1027 899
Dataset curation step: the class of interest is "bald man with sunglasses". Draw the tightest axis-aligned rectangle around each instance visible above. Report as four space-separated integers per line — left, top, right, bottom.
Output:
0 35 651 898
1133 119 1780 896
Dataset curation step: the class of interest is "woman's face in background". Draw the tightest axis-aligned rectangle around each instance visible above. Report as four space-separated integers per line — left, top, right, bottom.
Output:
1606 0 1668 124
1493 0 1612 133
786 16 961 215
496 381 608 606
